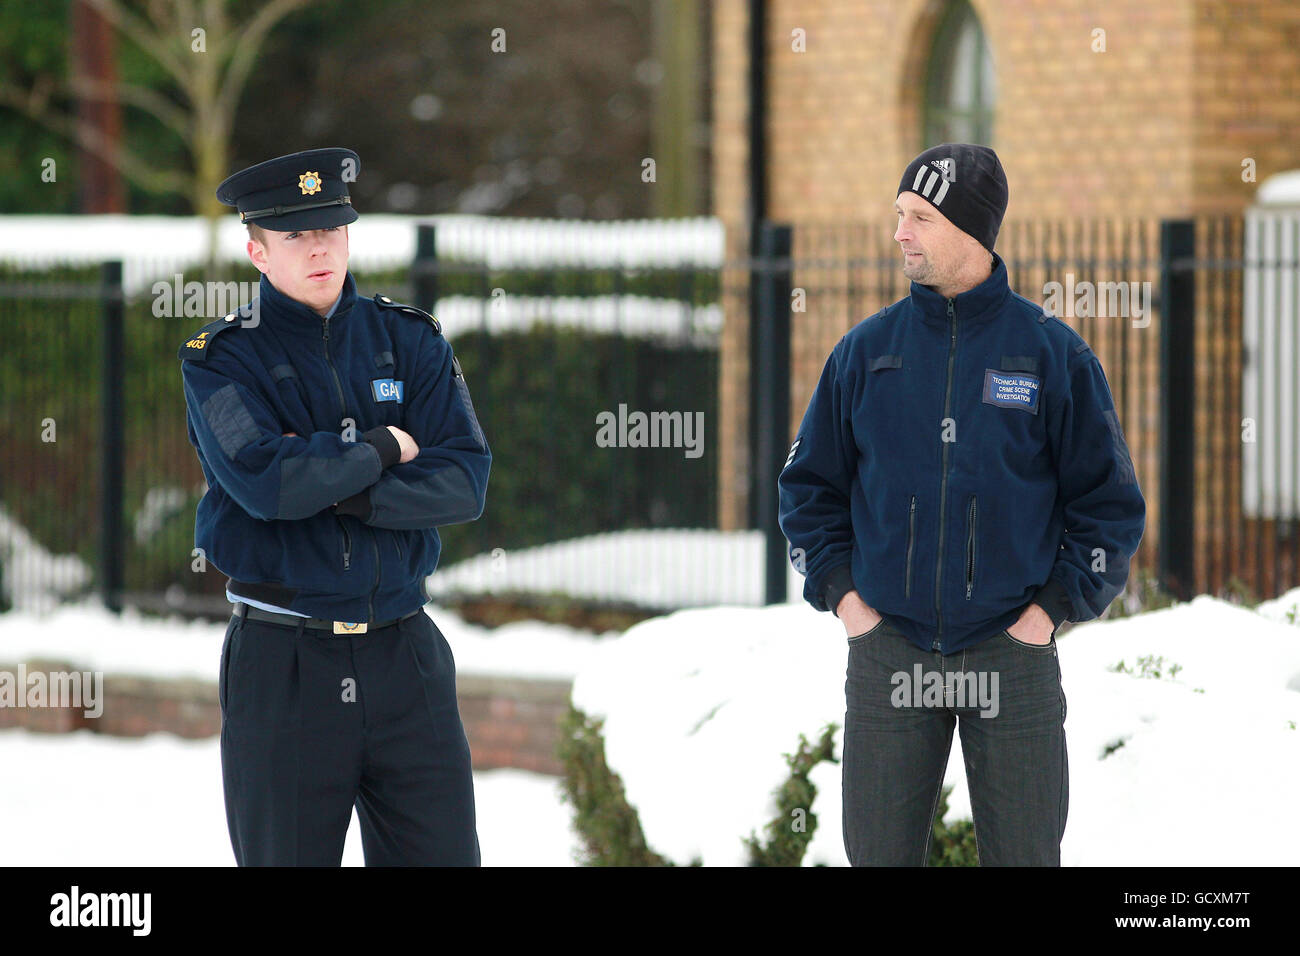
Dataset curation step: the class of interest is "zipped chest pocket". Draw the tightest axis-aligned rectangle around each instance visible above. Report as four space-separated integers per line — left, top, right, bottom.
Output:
965 495 978 600
905 494 917 598
336 516 352 572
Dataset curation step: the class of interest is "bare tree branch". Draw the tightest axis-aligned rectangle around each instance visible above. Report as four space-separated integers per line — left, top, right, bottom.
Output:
215 0 312 123
81 0 195 100
0 85 192 195
65 75 189 139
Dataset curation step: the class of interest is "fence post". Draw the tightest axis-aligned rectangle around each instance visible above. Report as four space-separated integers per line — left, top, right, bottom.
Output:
100 260 124 613
413 224 438 313
1159 219 1196 600
753 222 792 605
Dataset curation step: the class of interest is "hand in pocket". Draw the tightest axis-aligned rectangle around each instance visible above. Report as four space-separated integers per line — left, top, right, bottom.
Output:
838 591 881 638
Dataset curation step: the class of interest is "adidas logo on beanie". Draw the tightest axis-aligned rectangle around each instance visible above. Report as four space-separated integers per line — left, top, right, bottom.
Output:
897 143 1009 253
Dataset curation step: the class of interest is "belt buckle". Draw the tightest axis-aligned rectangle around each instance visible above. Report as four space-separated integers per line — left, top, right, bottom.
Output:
334 621 368 635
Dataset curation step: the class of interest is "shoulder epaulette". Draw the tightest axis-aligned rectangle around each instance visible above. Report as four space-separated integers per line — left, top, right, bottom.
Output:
177 313 243 361
373 294 441 335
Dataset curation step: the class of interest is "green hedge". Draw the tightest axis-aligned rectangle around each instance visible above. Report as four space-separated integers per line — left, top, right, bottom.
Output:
559 704 980 867
440 322 716 561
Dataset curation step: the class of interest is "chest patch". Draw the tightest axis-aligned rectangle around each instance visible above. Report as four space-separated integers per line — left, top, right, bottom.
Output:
982 369 1041 414
371 378 404 403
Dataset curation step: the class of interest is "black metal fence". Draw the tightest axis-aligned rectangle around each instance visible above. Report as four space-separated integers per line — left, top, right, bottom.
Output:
3 213 1296 620
0 226 721 618
746 214 1299 607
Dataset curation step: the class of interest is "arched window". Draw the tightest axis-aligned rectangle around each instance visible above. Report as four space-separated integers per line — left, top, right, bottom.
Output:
923 1 996 145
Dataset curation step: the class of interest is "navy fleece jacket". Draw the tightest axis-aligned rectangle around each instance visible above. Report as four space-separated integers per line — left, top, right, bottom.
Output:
778 253 1145 653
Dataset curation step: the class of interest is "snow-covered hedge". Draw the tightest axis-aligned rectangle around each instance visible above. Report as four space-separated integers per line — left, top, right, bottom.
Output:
568 594 1300 866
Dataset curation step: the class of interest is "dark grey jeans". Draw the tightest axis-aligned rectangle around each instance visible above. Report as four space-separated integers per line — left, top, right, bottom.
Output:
842 616 1068 866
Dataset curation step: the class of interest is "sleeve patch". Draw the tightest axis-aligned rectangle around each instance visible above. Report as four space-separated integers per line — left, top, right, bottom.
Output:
201 383 261 460
1101 408 1138 485
454 376 487 451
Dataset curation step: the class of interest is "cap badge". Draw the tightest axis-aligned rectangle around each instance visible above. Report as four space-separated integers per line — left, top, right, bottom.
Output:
298 171 322 195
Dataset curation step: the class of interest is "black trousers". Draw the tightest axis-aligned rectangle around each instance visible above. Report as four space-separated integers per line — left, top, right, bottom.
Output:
842 617 1068 866
218 606 479 866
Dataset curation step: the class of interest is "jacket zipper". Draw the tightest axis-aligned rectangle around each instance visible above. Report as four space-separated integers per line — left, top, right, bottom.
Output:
337 516 352 571
965 495 977 599
325 317 376 621
322 320 349 423
905 494 917 598
933 298 957 651
368 528 379 623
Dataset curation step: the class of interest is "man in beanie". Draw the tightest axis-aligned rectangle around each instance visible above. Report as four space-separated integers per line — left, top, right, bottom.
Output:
779 144 1145 865
179 148 491 865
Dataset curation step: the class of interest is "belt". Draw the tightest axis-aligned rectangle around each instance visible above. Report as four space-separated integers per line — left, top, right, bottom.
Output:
234 601 421 634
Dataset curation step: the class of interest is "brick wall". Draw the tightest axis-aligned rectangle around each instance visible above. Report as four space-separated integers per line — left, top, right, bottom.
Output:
456 675 573 776
712 0 1300 534
0 659 572 776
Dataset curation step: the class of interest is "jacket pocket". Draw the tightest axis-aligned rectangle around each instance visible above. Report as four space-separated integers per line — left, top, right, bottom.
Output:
965 494 978 600
905 494 917 599
336 516 352 572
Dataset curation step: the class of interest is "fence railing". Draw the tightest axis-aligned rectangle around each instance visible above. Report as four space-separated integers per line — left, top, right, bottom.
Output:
749 214 1298 605
3 213 1297 618
0 220 723 618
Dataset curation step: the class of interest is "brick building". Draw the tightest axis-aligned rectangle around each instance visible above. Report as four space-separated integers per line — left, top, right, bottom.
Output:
710 0 1300 599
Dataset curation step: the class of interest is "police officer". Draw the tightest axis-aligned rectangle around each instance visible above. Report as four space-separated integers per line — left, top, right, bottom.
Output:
179 147 491 866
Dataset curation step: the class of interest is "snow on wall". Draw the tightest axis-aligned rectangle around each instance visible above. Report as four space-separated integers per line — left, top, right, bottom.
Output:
0 213 725 296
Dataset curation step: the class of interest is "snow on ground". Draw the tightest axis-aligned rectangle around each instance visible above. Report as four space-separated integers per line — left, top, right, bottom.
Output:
0 728 576 866
570 594 1300 866
1254 585 1300 625
4 587 1300 866
0 599 595 865
429 529 806 609
0 600 609 682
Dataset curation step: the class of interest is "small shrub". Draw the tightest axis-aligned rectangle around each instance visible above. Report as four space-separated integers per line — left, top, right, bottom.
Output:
744 724 838 866
1109 655 1182 680
928 785 979 866
560 706 980 867
1107 574 1178 619
1220 576 1259 609
557 705 671 866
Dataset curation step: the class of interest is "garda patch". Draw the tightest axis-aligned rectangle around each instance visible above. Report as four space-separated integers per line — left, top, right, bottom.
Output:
982 369 1041 414
371 378 404 403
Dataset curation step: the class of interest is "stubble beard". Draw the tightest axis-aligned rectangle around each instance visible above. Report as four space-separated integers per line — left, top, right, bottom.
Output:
902 253 933 284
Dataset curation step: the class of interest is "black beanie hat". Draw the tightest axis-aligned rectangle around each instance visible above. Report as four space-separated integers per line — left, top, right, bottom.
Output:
897 143 1008 253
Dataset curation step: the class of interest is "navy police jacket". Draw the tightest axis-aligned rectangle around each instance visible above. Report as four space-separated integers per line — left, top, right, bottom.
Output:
179 271 490 623
778 253 1145 654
